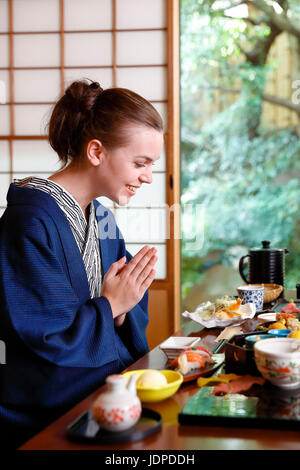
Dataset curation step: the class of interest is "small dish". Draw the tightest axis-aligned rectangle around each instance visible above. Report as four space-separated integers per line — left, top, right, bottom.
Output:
268 329 291 337
245 334 275 350
122 369 183 403
159 336 200 360
257 312 277 323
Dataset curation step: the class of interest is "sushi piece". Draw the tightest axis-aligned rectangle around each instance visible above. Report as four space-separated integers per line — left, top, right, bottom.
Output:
281 302 300 314
170 346 212 375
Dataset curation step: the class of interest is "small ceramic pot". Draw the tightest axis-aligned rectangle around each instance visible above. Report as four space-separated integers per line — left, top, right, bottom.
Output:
92 374 142 432
237 284 264 311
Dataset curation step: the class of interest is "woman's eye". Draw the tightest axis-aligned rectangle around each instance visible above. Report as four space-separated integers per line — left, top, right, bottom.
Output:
135 162 155 168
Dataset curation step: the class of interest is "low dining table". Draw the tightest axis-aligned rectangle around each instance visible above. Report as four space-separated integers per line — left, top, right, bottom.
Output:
19 293 300 452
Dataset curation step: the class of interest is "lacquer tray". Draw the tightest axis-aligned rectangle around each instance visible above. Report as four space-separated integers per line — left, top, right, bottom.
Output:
178 379 300 430
67 408 162 444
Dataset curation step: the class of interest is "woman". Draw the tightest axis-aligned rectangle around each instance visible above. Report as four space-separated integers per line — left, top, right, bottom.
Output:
0 80 163 448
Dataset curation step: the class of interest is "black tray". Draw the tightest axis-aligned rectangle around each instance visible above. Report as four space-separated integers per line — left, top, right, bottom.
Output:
66 407 162 444
178 382 300 430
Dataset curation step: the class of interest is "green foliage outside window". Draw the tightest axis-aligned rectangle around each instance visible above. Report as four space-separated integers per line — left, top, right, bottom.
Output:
180 0 300 299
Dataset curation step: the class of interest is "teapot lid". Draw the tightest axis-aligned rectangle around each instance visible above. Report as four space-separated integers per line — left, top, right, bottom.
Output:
250 240 288 253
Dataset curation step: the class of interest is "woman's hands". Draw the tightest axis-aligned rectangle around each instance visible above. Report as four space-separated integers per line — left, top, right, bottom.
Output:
101 246 157 320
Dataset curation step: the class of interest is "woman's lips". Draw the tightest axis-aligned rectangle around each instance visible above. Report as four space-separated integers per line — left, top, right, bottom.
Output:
126 184 139 195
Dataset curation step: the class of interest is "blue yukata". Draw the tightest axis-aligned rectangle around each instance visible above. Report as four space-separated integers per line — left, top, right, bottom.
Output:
0 183 149 448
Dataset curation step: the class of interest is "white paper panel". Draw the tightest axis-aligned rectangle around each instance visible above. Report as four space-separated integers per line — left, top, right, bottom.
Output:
13 0 59 32
12 172 52 181
117 66 167 101
64 68 113 90
153 102 167 132
14 70 61 102
127 173 166 207
0 70 9 103
13 140 61 172
14 104 52 135
0 35 9 67
154 143 166 172
0 0 8 32
126 243 166 279
64 0 112 30
65 33 112 67
0 207 6 215
115 208 167 243
0 140 9 171
14 34 60 67
0 105 10 135
117 0 166 29
117 31 167 66
0 174 10 206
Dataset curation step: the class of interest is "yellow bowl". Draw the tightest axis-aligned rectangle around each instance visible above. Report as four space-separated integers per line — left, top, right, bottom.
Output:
122 369 183 403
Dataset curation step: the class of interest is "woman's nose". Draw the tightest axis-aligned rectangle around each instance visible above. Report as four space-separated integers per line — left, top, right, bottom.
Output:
140 166 153 184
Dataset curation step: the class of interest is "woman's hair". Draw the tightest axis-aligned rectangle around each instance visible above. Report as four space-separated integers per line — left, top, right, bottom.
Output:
48 79 163 167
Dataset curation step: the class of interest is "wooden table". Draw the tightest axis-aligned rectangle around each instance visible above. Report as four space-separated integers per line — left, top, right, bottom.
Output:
19 304 300 451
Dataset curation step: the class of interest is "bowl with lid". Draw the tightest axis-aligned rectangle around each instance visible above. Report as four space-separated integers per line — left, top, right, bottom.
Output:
254 338 300 389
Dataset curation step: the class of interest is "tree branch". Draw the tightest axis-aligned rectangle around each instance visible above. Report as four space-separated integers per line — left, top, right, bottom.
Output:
201 84 300 115
248 0 300 39
262 92 300 114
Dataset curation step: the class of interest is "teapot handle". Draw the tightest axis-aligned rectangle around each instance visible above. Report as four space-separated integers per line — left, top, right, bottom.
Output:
239 255 250 283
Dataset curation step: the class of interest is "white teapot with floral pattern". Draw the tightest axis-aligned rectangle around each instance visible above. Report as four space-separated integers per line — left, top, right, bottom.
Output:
92 374 141 432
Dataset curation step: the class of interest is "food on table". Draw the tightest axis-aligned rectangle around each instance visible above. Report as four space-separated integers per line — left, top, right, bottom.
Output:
195 296 245 321
197 373 265 396
170 346 213 376
212 375 265 396
287 328 300 339
281 301 300 314
268 312 300 332
268 321 287 330
136 370 167 388
214 298 243 319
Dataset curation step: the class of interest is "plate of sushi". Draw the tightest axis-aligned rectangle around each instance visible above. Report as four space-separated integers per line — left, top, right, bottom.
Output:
168 345 224 382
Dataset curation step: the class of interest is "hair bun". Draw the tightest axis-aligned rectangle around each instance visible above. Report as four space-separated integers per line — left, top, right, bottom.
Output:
65 80 103 114
89 81 103 92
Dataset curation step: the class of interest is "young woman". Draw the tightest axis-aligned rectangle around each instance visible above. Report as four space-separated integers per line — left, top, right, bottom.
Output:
0 80 164 448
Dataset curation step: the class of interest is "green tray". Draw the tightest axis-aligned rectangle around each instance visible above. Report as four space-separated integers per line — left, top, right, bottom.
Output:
178 384 300 430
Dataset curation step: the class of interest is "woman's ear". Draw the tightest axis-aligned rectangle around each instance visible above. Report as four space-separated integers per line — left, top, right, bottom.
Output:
86 139 103 166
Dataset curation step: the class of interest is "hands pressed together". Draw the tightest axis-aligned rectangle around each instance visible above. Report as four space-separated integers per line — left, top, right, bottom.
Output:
101 246 158 326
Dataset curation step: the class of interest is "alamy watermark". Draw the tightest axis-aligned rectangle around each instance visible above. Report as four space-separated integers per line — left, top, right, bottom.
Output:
96 202 205 252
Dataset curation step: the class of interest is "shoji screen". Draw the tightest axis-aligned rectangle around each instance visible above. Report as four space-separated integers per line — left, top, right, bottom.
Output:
0 0 180 348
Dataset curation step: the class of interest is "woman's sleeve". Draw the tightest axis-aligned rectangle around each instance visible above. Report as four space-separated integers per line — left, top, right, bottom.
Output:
1 215 120 368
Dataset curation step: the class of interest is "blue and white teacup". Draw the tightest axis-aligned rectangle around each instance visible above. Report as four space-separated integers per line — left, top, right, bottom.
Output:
237 285 264 311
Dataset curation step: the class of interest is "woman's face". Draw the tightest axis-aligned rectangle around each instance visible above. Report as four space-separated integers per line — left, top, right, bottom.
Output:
99 125 164 205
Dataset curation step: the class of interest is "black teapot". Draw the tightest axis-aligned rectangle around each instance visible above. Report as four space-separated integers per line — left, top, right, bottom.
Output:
239 240 289 286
